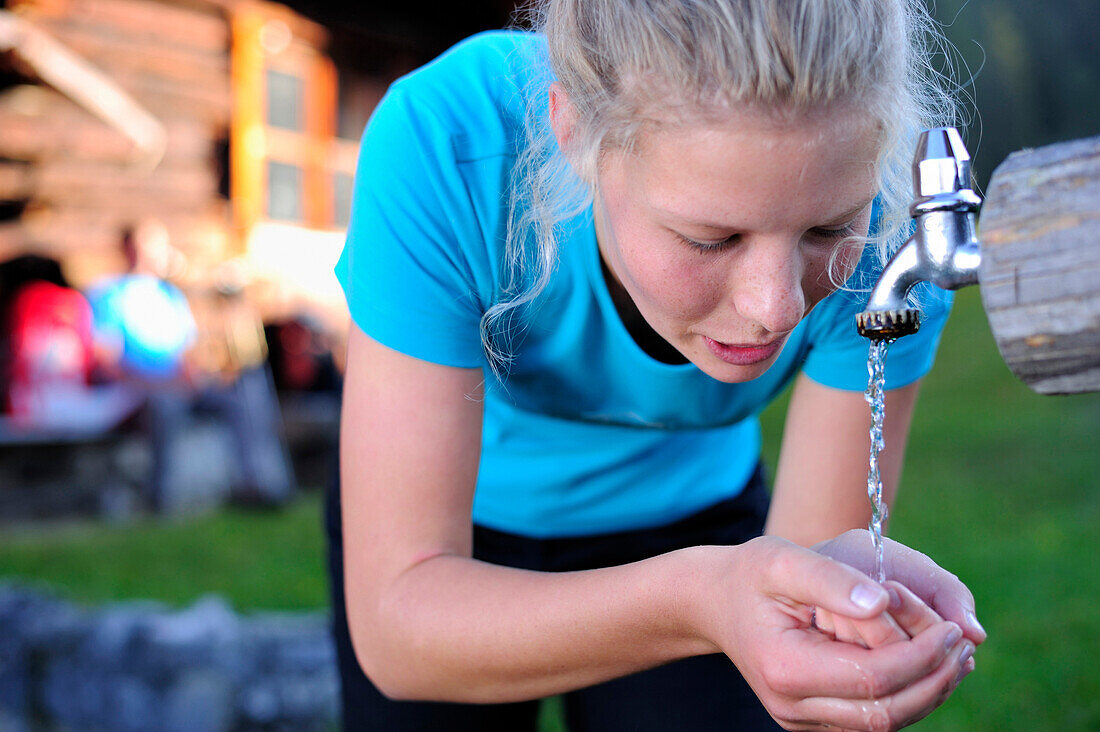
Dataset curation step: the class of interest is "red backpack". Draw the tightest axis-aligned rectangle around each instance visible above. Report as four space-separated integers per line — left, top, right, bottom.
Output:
6 281 95 419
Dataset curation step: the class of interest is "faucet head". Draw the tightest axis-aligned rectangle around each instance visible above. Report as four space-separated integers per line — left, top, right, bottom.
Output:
915 127 971 195
856 308 922 340
911 127 982 215
856 126 981 341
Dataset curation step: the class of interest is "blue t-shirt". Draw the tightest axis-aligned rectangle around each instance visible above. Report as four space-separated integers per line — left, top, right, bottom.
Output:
88 274 196 379
336 31 952 538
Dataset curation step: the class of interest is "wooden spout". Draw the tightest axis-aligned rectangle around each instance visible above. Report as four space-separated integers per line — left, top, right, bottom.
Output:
978 134 1100 394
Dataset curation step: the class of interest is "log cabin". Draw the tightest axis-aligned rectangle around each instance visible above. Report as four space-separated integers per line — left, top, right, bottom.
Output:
0 0 509 374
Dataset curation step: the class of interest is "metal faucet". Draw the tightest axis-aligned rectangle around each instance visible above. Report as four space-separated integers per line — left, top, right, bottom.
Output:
856 127 982 339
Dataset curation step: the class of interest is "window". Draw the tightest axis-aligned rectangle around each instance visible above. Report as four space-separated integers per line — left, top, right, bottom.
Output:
230 6 356 231
265 69 304 131
267 161 303 221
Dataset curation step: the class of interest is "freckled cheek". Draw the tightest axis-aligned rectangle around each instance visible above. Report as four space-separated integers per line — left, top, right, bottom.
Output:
623 245 725 321
801 242 864 308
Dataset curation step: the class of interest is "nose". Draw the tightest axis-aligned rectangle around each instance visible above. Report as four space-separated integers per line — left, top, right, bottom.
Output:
730 241 806 335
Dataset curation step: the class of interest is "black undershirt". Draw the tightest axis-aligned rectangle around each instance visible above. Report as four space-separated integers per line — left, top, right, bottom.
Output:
600 256 689 365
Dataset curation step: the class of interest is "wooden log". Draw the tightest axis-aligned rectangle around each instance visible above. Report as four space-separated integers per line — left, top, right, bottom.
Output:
12 0 230 54
29 16 230 87
0 87 222 166
0 159 35 201
2 7 168 163
0 105 136 162
0 221 38 259
7 8 231 124
978 134 1100 394
33 158 218 204
119 75 231 124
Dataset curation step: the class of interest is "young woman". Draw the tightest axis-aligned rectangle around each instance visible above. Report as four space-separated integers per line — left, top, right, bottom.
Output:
327 1 986 729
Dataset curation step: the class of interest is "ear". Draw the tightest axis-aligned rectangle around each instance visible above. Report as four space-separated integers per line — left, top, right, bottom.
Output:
548 82 577 153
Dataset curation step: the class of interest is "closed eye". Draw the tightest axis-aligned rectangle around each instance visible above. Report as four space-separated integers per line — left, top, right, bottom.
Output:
677 233 740 253
807 223 858 242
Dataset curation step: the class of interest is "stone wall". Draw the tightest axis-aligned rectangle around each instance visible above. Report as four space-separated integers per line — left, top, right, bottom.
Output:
0 584 339 731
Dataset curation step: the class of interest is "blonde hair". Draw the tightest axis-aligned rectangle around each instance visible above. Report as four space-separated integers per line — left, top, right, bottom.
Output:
482 0 961 371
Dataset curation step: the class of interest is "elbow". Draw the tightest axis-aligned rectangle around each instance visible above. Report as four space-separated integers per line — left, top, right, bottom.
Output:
368 672 424 704
348 648 405 701
349 616 509 704
351 638 481 704
343 566 426 700
346 593 465 703
344 558 506 703
347 617 429 702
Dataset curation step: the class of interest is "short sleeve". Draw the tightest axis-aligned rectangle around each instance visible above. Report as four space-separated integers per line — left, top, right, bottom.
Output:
87 279 125 353
802 272 954 392
335 86 492 369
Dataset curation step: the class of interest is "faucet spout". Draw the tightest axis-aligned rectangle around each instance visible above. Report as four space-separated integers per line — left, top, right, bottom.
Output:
857 127 982 340
863 237 923 314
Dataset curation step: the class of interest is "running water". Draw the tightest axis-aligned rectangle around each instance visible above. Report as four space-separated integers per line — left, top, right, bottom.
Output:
864 339 890 584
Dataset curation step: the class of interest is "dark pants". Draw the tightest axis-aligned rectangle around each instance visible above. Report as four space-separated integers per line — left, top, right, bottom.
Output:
324 466 782 731
196 365 296 505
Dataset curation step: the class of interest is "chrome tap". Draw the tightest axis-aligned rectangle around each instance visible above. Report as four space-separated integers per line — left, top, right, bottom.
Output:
856 127 982 339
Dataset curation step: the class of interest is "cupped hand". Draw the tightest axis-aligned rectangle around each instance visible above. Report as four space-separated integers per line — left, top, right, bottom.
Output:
810 580 945 650
814 529 987 646
696 536 974 731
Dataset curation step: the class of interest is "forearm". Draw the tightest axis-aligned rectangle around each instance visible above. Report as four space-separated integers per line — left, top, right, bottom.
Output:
348 546 720 703
766 376 920 546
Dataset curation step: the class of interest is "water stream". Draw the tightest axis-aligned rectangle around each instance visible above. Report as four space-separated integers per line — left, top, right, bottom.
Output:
865 339 890 584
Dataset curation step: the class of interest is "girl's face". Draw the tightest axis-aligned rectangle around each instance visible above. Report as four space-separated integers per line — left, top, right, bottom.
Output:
593 109 880 383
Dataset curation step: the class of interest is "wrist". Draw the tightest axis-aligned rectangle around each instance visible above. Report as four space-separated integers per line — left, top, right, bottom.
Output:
663 544 743 657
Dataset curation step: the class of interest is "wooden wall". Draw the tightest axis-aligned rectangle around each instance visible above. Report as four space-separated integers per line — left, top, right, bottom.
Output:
0 0 234 287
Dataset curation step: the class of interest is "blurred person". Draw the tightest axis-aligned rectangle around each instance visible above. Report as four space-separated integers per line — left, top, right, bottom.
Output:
266 316 342 393
88 220 196 383
328 1 986 730
87 220 196 511
192 264 296 507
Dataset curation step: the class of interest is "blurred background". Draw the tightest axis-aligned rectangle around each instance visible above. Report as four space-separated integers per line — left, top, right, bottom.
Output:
0 0 1096 730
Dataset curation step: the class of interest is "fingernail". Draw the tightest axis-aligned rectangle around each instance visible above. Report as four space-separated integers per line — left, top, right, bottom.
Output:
966 609 986 636
944 624 963 653
850 583 885 611
887 588 902 610
955 644 975 684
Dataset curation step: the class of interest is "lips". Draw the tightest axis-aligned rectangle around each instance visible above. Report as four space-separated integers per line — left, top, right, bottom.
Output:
703 336 783 366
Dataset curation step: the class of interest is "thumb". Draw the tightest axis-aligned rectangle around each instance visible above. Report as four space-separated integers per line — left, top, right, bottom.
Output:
762 539 889 619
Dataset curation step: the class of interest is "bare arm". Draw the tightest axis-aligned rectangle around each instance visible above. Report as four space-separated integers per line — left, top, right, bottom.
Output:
766 373 919 546
341 327 973 729
341 326 716 702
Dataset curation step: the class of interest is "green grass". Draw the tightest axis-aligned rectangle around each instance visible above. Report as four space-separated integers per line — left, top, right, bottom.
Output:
0 494 330 612
2 288 1098 730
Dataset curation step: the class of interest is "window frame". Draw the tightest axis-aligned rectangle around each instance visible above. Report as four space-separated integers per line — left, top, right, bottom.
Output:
230 2 356 233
